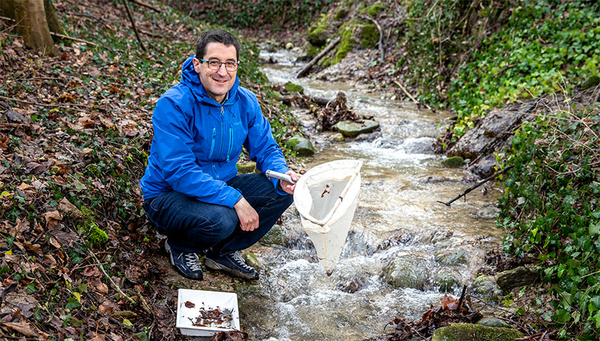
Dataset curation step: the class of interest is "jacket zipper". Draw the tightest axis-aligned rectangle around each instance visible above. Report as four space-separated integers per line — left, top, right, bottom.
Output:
208 128 216 159
227 126 233 163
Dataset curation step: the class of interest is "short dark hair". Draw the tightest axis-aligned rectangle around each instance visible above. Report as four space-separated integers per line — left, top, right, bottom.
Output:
195 29 240 61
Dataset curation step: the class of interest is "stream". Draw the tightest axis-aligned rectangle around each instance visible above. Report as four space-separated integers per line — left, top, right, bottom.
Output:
237 49 505 340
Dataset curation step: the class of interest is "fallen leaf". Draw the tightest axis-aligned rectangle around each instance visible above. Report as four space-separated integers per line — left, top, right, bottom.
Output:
0 321 39 337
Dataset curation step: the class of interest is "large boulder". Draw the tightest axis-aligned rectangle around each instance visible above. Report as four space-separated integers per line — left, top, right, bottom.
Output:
333 120 379 137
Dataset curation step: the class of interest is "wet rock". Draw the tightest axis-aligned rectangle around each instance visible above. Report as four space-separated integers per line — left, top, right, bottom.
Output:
285 136 316 156
495 266 539 292
477 317 511 328
476 204 501 219
237 161 256 174
333 119 379 137
470 275 501 301
431 323 523 341
384 257 427 290
242 252 261 271
435 269 462 293
331 133 345 142
435 249 468 266
285 42 294 50
335 275 367 293
442 156 465 168
260 224 285 246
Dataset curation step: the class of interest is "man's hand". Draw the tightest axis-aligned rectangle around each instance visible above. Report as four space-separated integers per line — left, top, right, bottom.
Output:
234 197 259 231
280 170 301 195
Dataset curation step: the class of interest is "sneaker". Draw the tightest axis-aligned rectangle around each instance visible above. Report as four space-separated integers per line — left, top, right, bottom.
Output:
204 251 259 280
164 241 203 280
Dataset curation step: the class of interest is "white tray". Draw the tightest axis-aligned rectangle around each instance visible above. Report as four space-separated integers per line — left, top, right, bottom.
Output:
176 289 240 336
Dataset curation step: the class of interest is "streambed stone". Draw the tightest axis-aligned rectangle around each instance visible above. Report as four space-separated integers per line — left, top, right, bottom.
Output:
285 136 316 156
495 266 539 292
333 119 379 137
384 257 427 290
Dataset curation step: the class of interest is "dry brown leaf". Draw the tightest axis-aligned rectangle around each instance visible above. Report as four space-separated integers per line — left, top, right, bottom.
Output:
48 236 61 249
82 266 101 277
42 210 62 229
59 198 81 216
0 321 39 337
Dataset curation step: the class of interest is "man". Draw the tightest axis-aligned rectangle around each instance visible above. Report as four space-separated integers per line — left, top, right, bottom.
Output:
140 29 299 281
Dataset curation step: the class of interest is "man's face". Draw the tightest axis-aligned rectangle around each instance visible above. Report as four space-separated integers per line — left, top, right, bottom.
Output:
193 42 237 103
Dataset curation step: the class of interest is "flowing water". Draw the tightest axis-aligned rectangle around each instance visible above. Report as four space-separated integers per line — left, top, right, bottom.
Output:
237 49 505 340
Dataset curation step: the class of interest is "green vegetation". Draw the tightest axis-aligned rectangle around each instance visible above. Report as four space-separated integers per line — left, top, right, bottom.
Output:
403 0 600 138
498 104 600 339
165 0 335 32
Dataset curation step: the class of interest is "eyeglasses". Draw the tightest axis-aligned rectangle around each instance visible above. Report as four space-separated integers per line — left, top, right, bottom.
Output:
198 58 239 72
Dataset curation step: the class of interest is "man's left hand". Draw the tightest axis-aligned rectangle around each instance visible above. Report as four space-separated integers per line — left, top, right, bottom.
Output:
281 170 300 195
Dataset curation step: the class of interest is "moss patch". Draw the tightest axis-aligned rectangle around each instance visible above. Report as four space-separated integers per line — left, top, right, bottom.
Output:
367 3 386 17
432 323 523 341
334 28 356 64
284 82 305 94
359 23 379 49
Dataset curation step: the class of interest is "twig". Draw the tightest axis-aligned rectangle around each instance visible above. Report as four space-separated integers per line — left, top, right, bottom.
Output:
88 250 136 305
122 0 147 52
437 165 514 207
393 80 434 111
359 15 384 62
457 284 467 311
50 32 100 47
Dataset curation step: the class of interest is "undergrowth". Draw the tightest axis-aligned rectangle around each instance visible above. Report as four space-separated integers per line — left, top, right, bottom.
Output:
497 98 600 339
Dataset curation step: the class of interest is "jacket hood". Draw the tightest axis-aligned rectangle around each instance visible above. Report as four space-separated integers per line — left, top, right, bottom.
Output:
180 55 240 105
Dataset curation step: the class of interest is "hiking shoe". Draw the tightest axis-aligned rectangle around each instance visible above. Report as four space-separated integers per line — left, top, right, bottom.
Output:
204 251 259 280
165 241 203 280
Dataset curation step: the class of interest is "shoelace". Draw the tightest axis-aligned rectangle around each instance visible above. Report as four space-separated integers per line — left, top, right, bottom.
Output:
231 252 254 272
183 253 202 271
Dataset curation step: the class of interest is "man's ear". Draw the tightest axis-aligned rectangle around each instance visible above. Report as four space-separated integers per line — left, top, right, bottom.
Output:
192 58 201 73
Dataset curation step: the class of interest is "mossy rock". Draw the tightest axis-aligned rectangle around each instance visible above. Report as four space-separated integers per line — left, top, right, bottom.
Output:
367 3 386 17
237 161 257 174
260 224 285 246
384 257 428 290
358 23 379 49
242 252 261 271
442 156 465 168
581 74 600 90
307 23 334 47
333 120 379 137
284 82 304 94
285 136 316 156
431 323 523 341
334 28 356 64
335 8 349 20
435 249 469 266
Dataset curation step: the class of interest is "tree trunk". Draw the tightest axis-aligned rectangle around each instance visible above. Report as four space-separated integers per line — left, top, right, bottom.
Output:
2 0 57 56
44 0 66 37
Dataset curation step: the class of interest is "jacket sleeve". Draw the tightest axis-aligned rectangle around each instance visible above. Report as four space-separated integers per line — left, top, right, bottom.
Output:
152 95 242 208
243 93 290 195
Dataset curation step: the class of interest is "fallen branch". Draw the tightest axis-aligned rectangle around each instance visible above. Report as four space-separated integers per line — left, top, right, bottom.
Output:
359 15 384 62
122 0 147 52
89 250 136 305
278 93 331 106
129 0 163 13
437 165 514 207
393 80 434 111
49 32 100 47
297 36 341 78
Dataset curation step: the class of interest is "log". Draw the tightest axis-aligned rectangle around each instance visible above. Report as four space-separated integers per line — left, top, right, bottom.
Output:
278 94 332 107
296 36 340 78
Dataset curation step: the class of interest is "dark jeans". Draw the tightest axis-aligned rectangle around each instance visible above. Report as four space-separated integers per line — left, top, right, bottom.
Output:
143 173 293 256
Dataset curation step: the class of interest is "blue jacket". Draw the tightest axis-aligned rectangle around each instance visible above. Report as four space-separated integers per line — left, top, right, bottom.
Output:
139 56 290 208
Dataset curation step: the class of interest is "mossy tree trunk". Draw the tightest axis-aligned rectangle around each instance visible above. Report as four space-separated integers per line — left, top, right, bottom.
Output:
0 0 61 56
